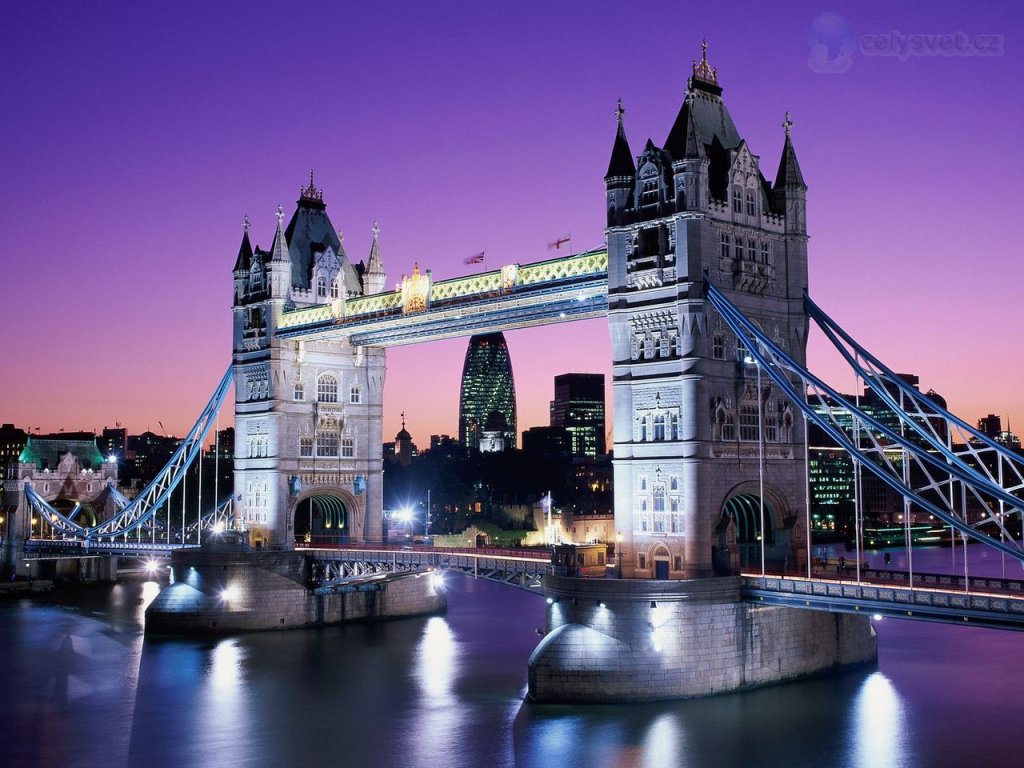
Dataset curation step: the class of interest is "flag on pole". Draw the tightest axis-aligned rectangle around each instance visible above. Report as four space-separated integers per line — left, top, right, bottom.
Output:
464 251 486 264
548 234 571 250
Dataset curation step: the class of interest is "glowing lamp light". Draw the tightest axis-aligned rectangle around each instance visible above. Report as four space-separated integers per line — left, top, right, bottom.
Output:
873 614 884 621
220 585 239 602
431 571 444 588
144 558 159 574
546 597 554 605
396 508 412 523
212 521 225 534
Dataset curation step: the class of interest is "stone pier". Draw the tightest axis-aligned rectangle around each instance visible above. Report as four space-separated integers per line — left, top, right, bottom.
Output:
146 547 446 635
528 575 876 703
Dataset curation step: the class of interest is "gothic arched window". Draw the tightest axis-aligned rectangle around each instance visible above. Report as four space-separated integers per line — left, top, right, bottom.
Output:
732 185 743 213
317 277 327 298
317 374 338 403
349 386 361 404
745 189 756 216
330 279 340 299
293 379 305 401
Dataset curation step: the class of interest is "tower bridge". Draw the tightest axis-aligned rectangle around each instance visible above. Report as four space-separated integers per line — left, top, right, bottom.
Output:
11 42 1024 702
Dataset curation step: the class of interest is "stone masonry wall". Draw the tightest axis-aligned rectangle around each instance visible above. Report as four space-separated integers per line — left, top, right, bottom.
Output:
528 575 876 702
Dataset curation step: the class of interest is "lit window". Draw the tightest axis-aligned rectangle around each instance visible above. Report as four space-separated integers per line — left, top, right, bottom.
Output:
317 374 338 403
349 386 361 404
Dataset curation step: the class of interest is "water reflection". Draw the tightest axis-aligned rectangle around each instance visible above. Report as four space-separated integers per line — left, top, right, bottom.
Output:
410 616 460 764
850 672 908 768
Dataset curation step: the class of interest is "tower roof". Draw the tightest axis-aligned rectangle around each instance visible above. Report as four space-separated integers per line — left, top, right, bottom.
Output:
282 173 362 294
270 206 290 262
233 216 253 273
19 436 105 470
774 113 806 190
366 220 385 275
605 99 636 179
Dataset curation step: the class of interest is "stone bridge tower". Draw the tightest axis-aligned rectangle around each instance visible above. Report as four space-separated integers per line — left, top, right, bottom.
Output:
605 43 809 578
232 176 387 548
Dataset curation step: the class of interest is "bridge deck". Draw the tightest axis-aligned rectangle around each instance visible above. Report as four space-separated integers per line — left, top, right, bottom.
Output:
742 572 1024 631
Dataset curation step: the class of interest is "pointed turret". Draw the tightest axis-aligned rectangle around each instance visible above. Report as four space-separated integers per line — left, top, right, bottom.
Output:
363 220 387 294
773 112 807 235
605 100 636 227
267 205 292 299
233 214 253 273
270 206 289 262
605 99 636 180
774 112 806 191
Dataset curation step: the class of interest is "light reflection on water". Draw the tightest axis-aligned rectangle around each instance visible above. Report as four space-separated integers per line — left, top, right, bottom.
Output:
850 673 907 768
1 552 1023 768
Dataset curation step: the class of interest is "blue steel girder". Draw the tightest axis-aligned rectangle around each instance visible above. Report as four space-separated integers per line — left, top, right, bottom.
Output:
804 293 1024 531
704 281 1024 564
25 367 233 541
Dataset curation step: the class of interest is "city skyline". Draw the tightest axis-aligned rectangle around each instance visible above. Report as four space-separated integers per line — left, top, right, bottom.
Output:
3 2 1021 444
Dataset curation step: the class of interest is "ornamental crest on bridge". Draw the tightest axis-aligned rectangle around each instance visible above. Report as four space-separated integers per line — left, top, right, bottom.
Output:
400 263 431 313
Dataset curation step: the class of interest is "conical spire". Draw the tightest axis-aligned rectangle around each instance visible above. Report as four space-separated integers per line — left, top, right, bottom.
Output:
233 214 253 272
367 220 384 273
363 220 387 294
270 205 290 262
774 112 806 190
605 99 636 180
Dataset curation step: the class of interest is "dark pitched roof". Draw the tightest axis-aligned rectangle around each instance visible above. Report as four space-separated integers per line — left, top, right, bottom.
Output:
774 134 806 190
664 87 741 161
284 196 362 294
233 230 253 273
605 117 636 179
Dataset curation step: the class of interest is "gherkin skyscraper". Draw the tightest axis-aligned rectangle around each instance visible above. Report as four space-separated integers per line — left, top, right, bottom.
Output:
459 332 517 451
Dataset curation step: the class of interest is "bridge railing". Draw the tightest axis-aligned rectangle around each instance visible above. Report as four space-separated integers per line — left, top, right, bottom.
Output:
742 573 1024 629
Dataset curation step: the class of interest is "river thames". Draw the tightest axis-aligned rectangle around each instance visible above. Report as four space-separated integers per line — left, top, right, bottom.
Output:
3 546 1023 768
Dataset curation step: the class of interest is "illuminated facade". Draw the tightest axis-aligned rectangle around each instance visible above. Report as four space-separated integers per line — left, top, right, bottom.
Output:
458 332 517 452
605 43 809 578
231 176 387 546
549 373 606 458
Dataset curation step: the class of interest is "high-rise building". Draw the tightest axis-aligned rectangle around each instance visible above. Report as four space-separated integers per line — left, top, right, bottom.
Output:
458 332 516 451
549 373 606 458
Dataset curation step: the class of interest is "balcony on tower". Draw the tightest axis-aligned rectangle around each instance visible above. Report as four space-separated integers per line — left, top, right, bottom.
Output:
732 258 774 294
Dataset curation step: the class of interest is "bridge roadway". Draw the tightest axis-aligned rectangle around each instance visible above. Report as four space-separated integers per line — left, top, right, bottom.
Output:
302 544 555 591
742 569 1024 631
23 539 1024 629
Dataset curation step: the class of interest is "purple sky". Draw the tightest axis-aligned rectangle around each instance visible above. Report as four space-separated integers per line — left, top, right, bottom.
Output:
3 1 1021 443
